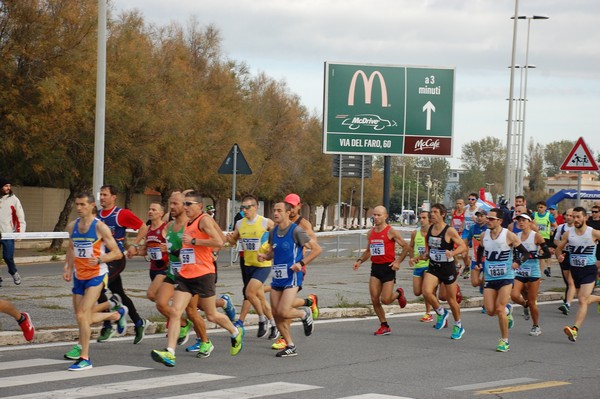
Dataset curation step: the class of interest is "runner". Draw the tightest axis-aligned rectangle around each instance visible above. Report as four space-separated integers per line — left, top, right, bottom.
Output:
475 207 531 352
555 206 600 343
418 203 467 340
258 201 321 357
151 191 243 367
354 205 410 336
465 209 487 291
555 208 575 315
96 185 149 344
511 213 550 336
136 203 169 302
461 193 480 278
404 211 433 322
533 201 557 278
451 198 467 276
63 192 127 370
227 195 278 339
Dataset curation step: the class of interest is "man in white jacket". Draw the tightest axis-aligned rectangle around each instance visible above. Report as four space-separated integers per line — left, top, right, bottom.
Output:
0 177 26 286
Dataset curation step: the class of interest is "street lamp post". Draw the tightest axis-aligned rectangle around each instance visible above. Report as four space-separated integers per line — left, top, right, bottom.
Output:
401 163 406 212
504 0 520 205
415 170 420 211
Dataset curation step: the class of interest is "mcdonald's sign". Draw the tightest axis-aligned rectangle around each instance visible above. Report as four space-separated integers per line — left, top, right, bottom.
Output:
324 62 454 157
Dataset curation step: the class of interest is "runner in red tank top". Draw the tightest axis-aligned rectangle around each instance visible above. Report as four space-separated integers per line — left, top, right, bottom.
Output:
353 205 410 336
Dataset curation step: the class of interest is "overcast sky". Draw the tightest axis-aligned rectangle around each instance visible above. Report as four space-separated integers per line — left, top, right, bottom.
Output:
113 0 600 169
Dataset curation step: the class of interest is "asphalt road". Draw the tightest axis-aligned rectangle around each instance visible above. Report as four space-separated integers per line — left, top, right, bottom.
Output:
0 302 598 398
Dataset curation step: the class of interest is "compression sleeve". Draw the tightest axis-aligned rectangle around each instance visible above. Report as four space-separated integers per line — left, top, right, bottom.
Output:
513 244 531 265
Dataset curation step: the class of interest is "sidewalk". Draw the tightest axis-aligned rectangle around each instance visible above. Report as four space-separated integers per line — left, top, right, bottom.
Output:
0 252 567 346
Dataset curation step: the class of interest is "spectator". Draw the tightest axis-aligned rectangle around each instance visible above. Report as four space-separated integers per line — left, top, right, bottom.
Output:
0 177 26 286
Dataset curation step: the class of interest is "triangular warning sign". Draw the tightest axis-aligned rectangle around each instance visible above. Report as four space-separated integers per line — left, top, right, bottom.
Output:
560 137 598 171
218 144 252 175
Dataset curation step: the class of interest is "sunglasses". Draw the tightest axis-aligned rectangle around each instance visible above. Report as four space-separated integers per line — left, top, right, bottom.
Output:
468 198 477 201
592 211 599 214
486 216 500 221
183 201 199 206
240 205 254 210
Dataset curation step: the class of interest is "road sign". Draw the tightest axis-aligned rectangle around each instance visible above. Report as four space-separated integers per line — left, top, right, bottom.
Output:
559 137 598 171
323 62 454 156
218 144 252 175
332 155 372 178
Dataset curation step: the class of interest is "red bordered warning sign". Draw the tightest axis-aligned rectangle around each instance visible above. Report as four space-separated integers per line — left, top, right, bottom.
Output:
560 137 598 171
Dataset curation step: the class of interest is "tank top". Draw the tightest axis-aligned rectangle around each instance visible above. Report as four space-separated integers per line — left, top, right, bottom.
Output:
179 214 215 278
566 226 597 268
516 230 541 278
72 218 108 280
464 206 479 232
451 210 465 232
98 207 126 252
146 222 168 271
165 222 184 278
427 224 454 267
533 211 552 239
413 229 429 269
369 225 396 264
482 228 514 281
239 215 272 267
271 223 303 286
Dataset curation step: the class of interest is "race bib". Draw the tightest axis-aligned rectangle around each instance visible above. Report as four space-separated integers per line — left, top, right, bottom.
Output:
272 264 289 280
515 266 531 277
488 265 507 277
417 245 426 256
242 238 260 252
430 248 451 263
74 242 93 259
147 246 162 261
180 248 196 265
170 261 182 274
370 240 385 256
570 254 588 267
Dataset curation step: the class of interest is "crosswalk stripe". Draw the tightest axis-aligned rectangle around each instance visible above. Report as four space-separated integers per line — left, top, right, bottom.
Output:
2 372 234 399
0 358 69 371
341 395 414 398
159 381 322 398
475 381 571 395
446 378 539 391
0 365 149 388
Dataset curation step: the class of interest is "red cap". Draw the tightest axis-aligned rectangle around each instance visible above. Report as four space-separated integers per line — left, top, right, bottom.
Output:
284 193 301 207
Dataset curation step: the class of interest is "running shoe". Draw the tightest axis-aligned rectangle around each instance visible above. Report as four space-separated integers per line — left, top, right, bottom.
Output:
420 313 433 323
230 326 244 356
185 338 201 352
97 326 115 342
64 344 82 360
564 326 577 342
134 319 149 344
68 357 93 371
496 339 510 352
374 325 391 336
529 325 542 336
481 306 486 314
268 325 280 340
543 267 551 277
272 338 287 350
308 294 319 320
197 340 214 358
257 321 268 338
12 272 21 285
233 319 244 328
462 269 470 279
116 305 129 335
109 293 123 311
456 285 463 304
451 325 465 340
434 309 449 330
302 307 314 336
18 312 35 342
558 303 570 315
220 294 236 321
151 349 176 367
523 302 530 320
506 304 514 329
276 345 298 357
396 287 407 308
178 320 192 345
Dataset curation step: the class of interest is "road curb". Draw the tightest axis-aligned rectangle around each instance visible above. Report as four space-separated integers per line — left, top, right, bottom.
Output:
0 292 564 346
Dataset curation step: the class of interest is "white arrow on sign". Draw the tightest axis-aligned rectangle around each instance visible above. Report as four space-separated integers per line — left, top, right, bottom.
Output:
422 101 435 131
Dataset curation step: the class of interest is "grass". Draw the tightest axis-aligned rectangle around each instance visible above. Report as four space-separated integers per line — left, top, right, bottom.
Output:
40 304 67 310
332 293 369 308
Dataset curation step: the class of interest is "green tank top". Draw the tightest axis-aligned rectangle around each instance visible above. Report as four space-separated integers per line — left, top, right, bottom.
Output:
533 212 551 239
413 229 429 269
166 222 184 279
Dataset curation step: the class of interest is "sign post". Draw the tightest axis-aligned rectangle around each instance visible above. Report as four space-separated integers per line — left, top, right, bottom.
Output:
559 137 599 206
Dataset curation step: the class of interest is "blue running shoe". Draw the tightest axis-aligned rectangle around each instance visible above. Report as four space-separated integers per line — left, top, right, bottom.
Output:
220 294 236 321
151 349 175 367
186 338 201 352
451 325 465 340
68 357 92 371
233 319 244 329
116 305 129 335
434 309 449 330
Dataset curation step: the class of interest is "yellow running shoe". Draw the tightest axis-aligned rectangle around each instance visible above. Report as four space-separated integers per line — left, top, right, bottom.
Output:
271 338 287 350
308 294 319 320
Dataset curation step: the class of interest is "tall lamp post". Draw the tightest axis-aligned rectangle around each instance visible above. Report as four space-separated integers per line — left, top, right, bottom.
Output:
504 0 520 205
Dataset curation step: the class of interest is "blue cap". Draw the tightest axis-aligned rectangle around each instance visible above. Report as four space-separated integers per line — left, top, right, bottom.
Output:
548 204 557 210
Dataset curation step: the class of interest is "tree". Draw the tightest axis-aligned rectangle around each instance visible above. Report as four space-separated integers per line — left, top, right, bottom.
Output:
544 140 576 177
459 137 505 196
525 139 546 203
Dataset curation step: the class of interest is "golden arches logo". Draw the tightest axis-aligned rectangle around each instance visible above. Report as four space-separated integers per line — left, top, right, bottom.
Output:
347 70 389 107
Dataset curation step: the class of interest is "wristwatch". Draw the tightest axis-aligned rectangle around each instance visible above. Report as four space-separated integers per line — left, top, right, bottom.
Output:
191 238 196 246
